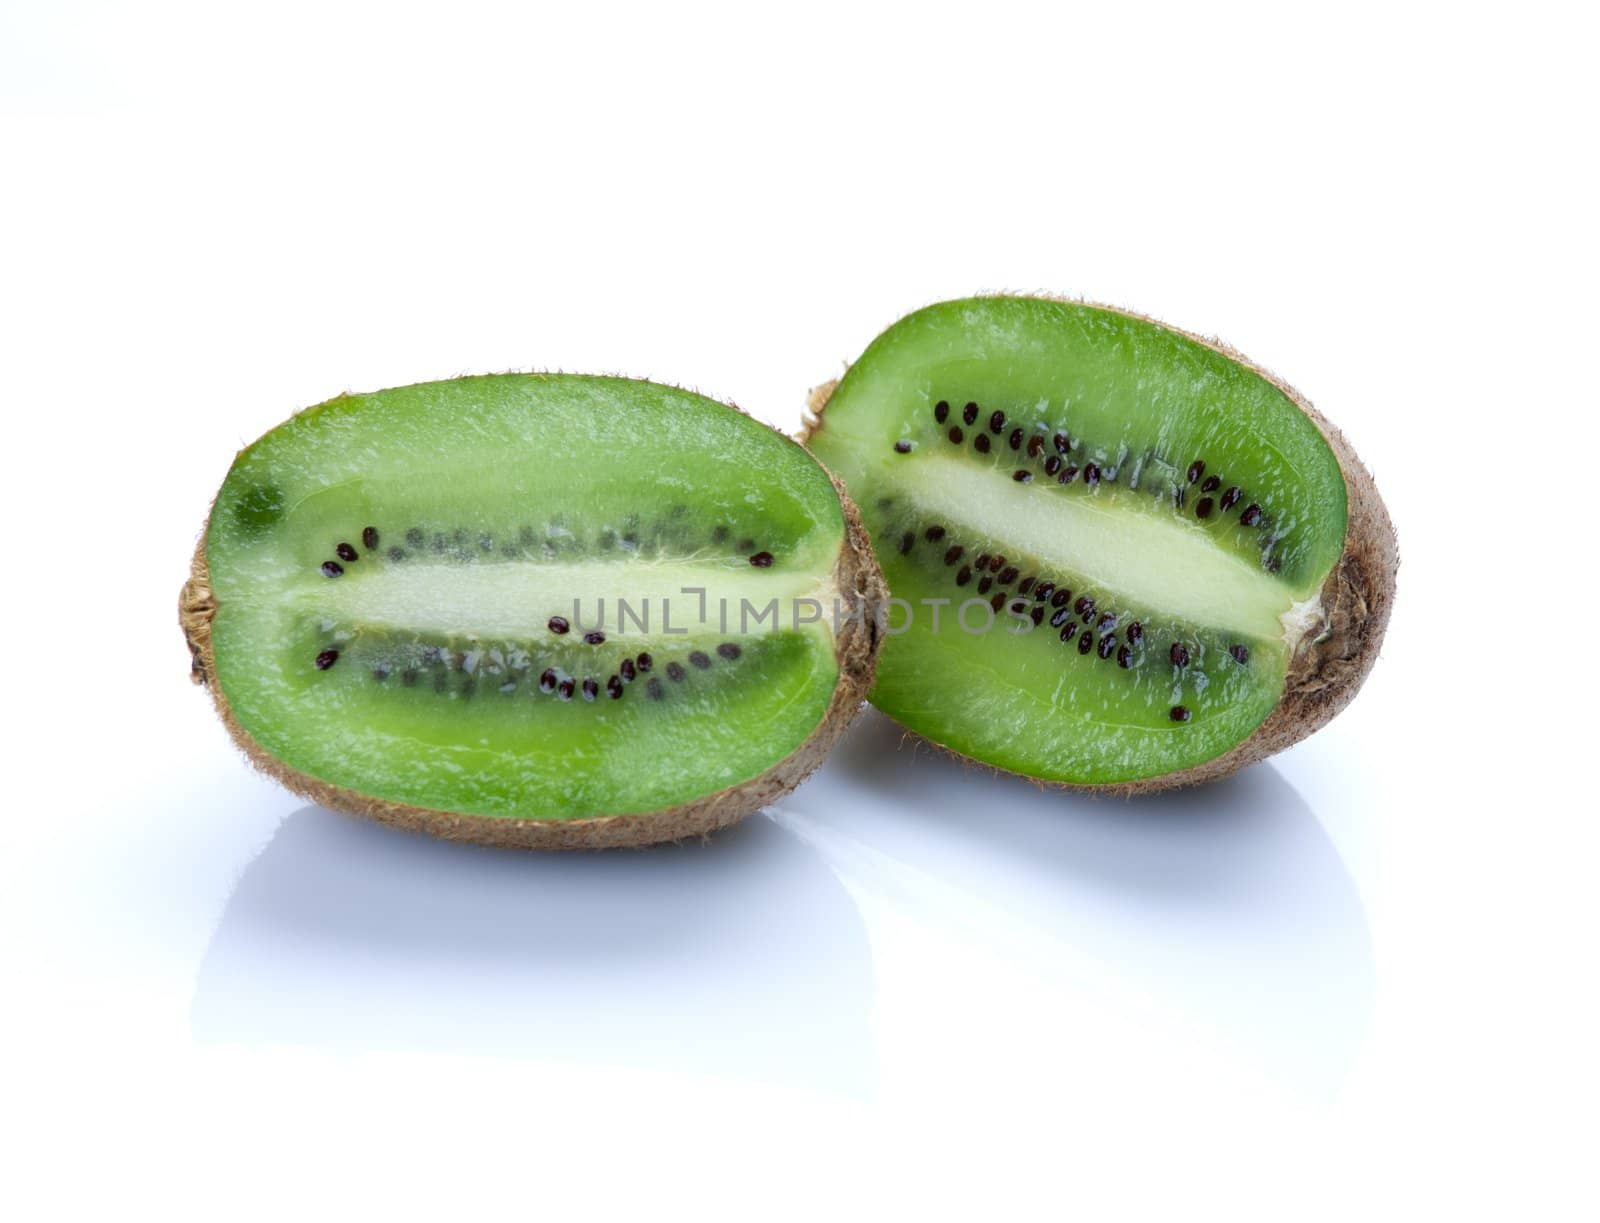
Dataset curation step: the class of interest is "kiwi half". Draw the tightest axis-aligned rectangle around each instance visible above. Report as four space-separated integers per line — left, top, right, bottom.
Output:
803 296 1396 791
182 375 884 848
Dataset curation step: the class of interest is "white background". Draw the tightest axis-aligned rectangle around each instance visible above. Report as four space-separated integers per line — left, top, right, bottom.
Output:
3 2 1596 1218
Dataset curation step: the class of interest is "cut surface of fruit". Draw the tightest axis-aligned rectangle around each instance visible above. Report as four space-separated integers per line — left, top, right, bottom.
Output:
805 296 1393 788
183 374 881 845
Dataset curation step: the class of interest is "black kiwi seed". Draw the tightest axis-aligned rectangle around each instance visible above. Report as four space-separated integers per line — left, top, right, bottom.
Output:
539 669 557 693
582 678 599 701
1059 465 1078 483
899 531 915 554
1229 644 1251 664
387 547 406 562
717 642 741 660
1030 606 1044 625
948 426 964 444
1170 643 1190 667
1097 614 1117 635
988 554 1005 571
974 433 992 454
1201 475 1220 493
557 679 575 700
548 616 570 634
977 553 992 570
977 575 994 594
607 676 623 699
956 565 972 586
478 534 494 552
314 648 339 670
432 532 448 553
1044 455 1062 476
690 650 712 669
1052 588 1072 608
1077 632 1093 654
1127 621 1145 646
1034 581 1054 602
1187 460 1205 483
1050 607 1071 628
962 401 978 425
998 566 1019 584
944 545 964 565
1018 576 1036 594
894 440 913 454
636 652 653 672
362 526 379 550
1097 634 1116 659
620 658 636 681
666 662 686 681
711 525 730 543
1027 435 1044 458
988 410 1006 433
1053 433 1071 456
1008 427 1024 450
1116 645 1132 668
925 525 946 542
1014 470 1033 483
1221 486 1242 511
1196 497 1215 519
1075 596 1094 616
321 561 344 578
1170 705 1192 723
372 663 391 682
934 400 950 422
336 542 358 562
1083 463 1101 486
990 592 1006 612
749 551 775 567
406 528 424 548
583 630 606 645
646 677 664 700
402 668 419 687
1240 504 1263 527
1059 625 1075 643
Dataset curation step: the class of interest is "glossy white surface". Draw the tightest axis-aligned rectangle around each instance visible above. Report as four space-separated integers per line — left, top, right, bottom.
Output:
3 4 1594 1216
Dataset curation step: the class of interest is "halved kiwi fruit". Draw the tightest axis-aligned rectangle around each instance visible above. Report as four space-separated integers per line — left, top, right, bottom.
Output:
181 375 884 848
803 296 1396 790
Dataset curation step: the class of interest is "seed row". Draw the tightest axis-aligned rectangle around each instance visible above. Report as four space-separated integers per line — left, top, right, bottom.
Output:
918 400 1271 549
313 634 751 705
905 521 1254 723
317 522 776 576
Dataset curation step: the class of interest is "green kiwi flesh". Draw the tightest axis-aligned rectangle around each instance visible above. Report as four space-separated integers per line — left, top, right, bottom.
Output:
182 375 883 848
804 296 1396 790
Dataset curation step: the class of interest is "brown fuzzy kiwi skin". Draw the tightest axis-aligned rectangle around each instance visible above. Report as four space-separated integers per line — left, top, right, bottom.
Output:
800 296 1399 795
180 394 886 851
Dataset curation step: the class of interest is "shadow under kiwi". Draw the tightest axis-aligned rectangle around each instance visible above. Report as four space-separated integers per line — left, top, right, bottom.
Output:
772 709 1375 1101
190 804 876 1097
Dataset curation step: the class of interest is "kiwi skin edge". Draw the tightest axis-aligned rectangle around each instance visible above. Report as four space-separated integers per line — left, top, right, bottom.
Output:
180 450 887 852
800 297 1399 795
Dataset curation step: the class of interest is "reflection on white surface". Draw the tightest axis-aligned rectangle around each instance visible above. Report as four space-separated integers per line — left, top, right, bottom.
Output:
192 807 876 1096
189 710 1372 1104
774 711 1374 1100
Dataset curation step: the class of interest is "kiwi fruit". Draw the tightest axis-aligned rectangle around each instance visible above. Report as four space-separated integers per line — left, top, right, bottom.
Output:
181 374 884 849
803 295 1396 791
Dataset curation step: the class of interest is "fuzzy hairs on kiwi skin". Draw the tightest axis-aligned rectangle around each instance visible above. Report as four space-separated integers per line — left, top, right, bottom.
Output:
801 296 1399 794
180 378 887 850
